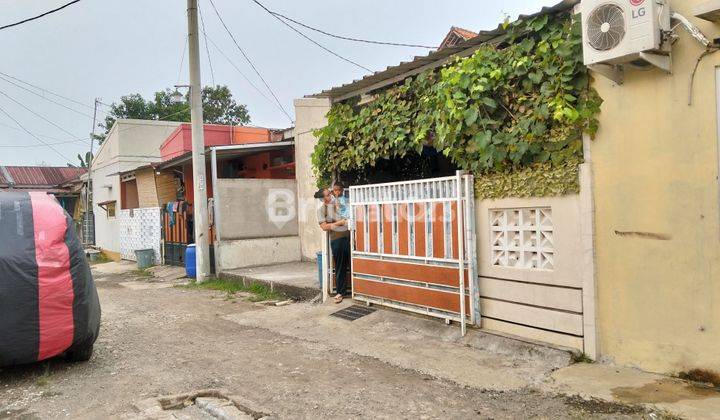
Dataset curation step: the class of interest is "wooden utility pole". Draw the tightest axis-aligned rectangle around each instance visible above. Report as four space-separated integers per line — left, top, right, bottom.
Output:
187 0 210 281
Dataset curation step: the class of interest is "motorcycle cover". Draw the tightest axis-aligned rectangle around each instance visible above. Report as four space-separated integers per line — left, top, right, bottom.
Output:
0 191 100 366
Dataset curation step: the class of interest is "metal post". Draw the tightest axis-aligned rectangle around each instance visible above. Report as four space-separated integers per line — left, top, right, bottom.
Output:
210 147 221 275
187 0 210 281
83 98 99 245
456 170 466 336
463 174 479 325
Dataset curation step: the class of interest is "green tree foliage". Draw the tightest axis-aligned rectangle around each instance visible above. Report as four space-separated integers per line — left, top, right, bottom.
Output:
312 13 602 196
96 85 250 143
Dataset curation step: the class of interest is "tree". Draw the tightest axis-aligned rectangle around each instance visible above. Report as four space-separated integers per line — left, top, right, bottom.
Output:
95 85 251 143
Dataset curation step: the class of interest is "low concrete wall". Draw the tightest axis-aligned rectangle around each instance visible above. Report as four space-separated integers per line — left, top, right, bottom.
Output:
218 236 301 270
475 193 593 354
216 178 298 240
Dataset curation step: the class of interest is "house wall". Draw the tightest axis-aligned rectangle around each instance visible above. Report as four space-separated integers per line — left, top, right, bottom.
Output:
590 0 720 373
90 119 181 258
293 97 331 260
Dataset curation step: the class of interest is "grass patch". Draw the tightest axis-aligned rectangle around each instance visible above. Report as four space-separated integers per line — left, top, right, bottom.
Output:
132 267 154 278
178 278 285 302
571 352 594 364
88 252 111 265
35 363 51 387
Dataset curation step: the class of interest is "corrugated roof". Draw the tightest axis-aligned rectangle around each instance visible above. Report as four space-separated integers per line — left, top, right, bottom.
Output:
0 166 86 187
307 0 578 101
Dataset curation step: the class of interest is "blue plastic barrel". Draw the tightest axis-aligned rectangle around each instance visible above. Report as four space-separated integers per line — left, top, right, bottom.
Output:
316 251 323 288
185 244 196 278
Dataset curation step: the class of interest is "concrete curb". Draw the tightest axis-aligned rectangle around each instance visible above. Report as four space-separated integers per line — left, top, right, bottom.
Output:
218 271 321 301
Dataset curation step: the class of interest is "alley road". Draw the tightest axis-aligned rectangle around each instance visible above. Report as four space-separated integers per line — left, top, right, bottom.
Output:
0 269 657 419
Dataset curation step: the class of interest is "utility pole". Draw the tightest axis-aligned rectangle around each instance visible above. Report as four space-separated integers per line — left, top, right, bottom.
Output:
83 98 99 246
187 0 210 281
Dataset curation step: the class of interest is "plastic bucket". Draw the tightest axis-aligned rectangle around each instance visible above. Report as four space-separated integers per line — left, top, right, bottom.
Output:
134 249 155 269
185 244 196 278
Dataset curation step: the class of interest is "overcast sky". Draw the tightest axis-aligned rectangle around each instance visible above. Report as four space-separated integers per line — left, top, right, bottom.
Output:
0 0 557 166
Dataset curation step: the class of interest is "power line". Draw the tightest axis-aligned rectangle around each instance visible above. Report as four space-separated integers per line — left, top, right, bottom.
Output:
198 3 216 86
0 137 90 148
0 74 95 119
207 0 294 123
249 0 373 73
0 88 81 139
0 120 90 143
0 70 106 114
177 38 188 85
0 0 82 31
205 34 280 112
0 103 73 163
251 0 436 49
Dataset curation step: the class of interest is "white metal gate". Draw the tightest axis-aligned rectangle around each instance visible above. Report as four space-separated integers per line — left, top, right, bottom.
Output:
347 171 477 334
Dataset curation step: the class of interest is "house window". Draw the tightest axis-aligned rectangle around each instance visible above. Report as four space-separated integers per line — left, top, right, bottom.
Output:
490 207 553 270
107 201 116 218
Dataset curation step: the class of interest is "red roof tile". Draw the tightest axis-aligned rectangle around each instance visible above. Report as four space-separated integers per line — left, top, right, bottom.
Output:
439 26 479 50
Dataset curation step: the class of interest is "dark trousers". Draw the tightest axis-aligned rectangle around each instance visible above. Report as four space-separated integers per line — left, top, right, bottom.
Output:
331 236 350 295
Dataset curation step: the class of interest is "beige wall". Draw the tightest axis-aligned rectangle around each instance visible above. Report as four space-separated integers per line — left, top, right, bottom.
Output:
90 119 181 255
591 0 720 373
293 97 331 260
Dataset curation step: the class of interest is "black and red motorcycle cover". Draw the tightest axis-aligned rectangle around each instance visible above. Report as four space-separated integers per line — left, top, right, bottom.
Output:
0 191 100 366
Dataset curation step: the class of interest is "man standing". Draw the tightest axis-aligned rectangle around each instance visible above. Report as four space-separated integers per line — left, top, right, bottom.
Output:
315 187 350 303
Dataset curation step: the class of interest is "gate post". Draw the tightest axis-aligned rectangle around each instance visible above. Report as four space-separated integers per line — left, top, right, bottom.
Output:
455 171 467 336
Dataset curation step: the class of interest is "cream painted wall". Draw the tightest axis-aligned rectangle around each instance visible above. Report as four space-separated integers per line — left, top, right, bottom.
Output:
90 119 181 256
293 98 331 260
590 0 720 373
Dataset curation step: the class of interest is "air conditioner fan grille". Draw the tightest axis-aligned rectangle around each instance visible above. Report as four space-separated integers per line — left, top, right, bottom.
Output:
586 4 626 51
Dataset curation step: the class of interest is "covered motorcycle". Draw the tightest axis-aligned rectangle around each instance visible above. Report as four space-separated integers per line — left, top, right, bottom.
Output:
0 191 100 366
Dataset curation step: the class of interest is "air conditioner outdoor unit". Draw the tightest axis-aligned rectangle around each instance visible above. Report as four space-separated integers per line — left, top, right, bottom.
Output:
581 0 671 82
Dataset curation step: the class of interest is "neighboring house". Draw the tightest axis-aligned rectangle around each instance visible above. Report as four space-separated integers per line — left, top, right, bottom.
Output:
438 26 478 50
90 119 182 261
116 123 300 272
295 0 720 376
0 165 86 218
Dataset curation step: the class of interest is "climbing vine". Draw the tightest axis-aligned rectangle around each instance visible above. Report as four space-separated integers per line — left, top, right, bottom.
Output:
312 12 602 196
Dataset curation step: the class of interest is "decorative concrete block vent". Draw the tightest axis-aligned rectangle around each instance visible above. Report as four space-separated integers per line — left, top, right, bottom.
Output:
134 389 274 419
490 207 554 270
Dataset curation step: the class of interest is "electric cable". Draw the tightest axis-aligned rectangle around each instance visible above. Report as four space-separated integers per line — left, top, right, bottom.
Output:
0 103 73 162
250 0 436 49
0 88 81 138
207 0 294 123
0 0 81 31
0 74 95 119
198 3 216 86
248 0 372 73
0 70 107 113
